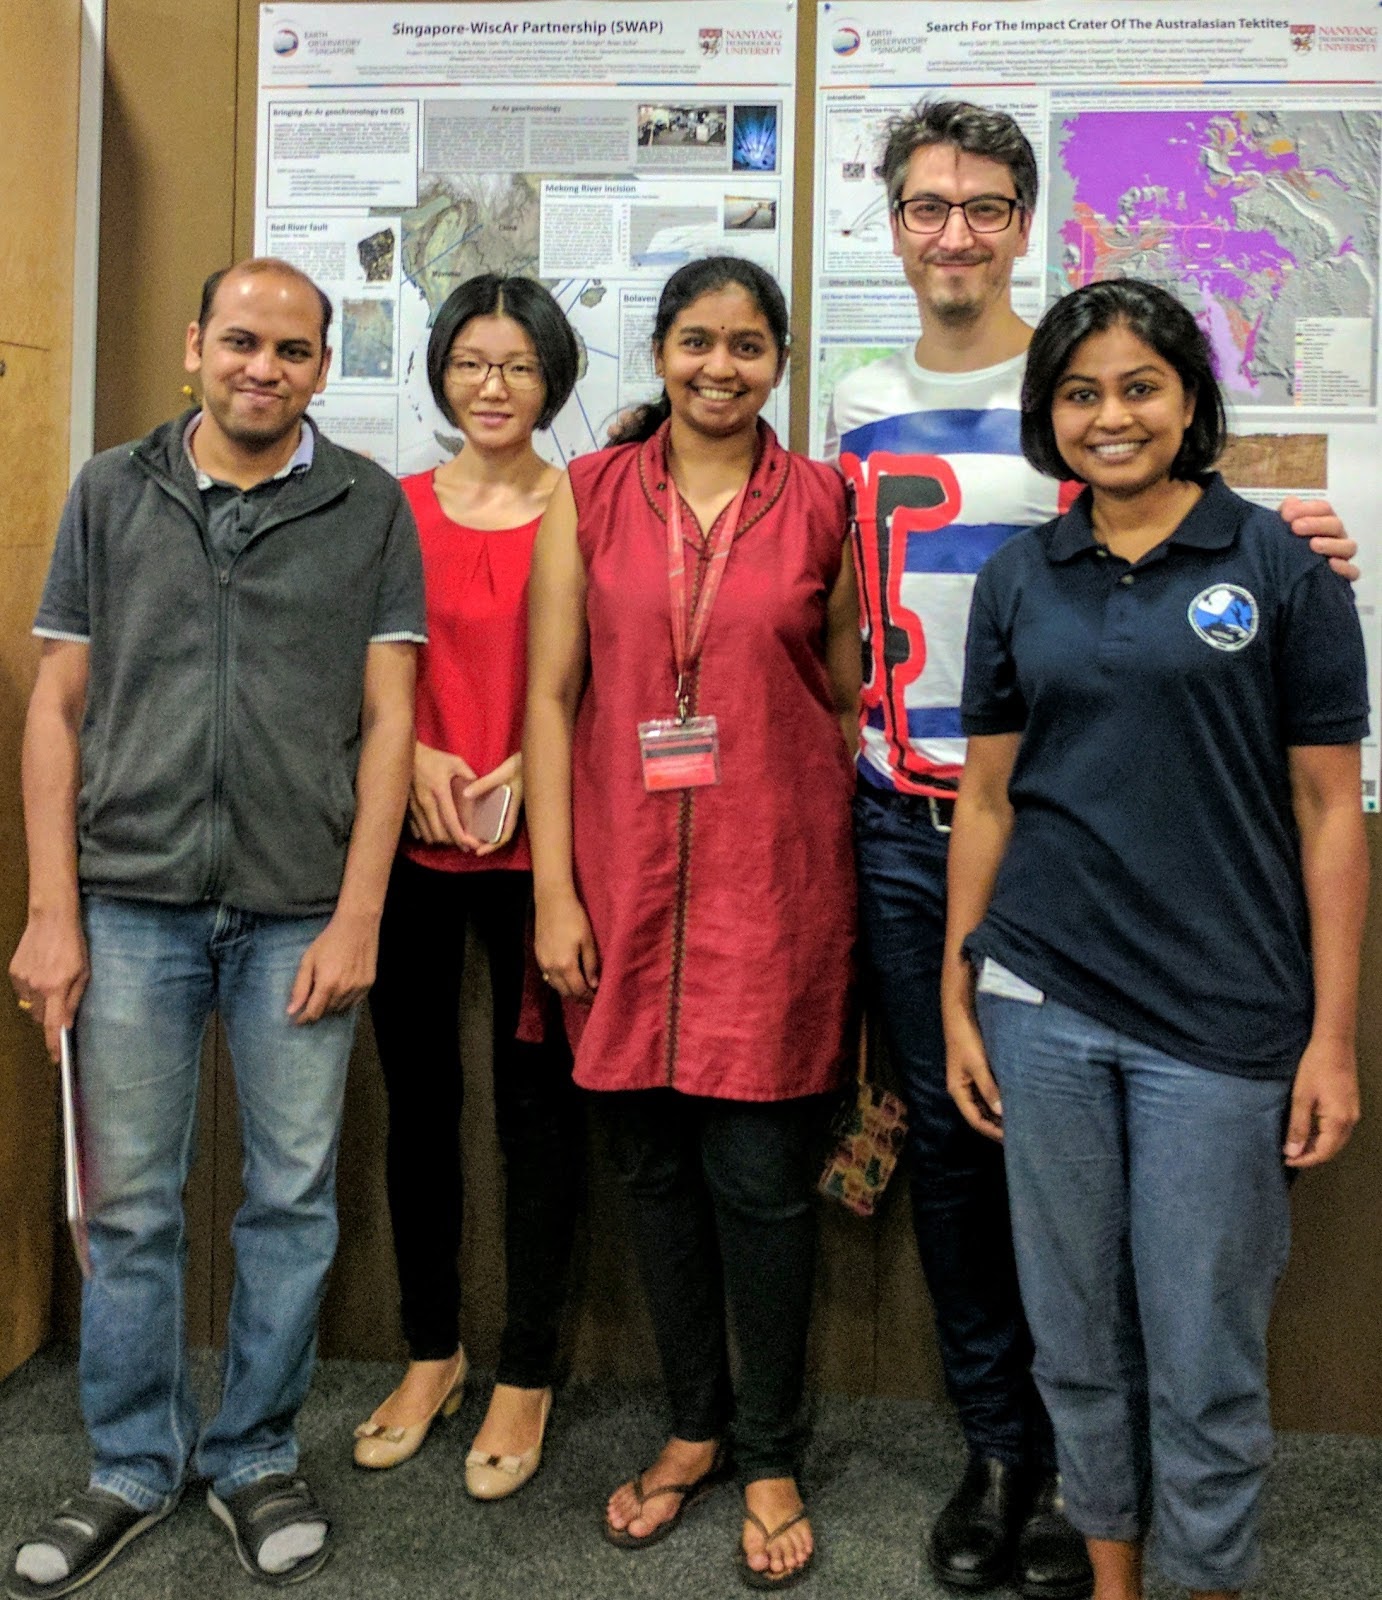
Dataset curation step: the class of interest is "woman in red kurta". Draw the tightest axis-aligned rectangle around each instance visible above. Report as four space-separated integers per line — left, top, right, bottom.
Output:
525 258 859 1589
354 275 581 1499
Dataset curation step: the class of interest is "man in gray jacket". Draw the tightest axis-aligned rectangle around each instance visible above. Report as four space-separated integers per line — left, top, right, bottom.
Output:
8 258 424 1596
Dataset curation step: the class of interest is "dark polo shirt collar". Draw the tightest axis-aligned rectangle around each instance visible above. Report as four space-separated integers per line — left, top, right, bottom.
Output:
1045 472 1244 563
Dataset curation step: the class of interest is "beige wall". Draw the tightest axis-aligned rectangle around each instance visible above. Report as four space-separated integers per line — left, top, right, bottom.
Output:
32 0 1382 1433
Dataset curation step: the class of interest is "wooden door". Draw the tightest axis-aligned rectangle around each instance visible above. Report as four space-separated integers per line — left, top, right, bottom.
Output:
0 0 81 1379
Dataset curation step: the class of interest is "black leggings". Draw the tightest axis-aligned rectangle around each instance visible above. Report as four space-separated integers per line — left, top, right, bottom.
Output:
602 1089 827 1483
368 856 583 1383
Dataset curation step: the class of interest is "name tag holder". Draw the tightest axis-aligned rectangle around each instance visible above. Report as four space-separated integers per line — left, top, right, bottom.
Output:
638 715 721 791
637 472 748 793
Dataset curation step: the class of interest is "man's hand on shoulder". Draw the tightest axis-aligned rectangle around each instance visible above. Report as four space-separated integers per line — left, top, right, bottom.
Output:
286 907 379 1025
1280 497 1359 582
9 907 90 1061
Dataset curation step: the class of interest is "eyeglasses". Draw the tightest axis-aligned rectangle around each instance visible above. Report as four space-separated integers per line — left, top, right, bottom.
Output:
445 357 543 391
893 195 1024 235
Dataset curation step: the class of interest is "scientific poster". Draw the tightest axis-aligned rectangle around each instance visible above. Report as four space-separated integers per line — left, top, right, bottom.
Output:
256 1 797 472
813 0 1382 804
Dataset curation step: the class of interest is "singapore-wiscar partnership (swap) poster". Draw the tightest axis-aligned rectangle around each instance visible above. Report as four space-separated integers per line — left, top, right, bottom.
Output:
256 1 797 474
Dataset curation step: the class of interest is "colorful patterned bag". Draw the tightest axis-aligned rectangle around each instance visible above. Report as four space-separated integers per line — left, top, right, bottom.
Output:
818 1021 909 1217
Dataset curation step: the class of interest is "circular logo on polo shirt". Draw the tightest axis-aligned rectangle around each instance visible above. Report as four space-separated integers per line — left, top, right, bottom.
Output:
1187 584 1259 651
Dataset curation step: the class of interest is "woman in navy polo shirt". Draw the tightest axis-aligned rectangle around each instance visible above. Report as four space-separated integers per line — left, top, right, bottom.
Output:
941 279 1368 1600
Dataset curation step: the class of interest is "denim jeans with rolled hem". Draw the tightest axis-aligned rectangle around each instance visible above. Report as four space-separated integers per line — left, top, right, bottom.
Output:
77 895 356 1511
976 976 1292 1594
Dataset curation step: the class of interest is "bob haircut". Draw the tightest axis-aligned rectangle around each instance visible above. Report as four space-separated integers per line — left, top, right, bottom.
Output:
425 274 579 431
1020 278 1228 482
608 256 791 446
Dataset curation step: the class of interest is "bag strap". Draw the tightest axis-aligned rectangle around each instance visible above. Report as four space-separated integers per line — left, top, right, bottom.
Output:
855 1010 871 1088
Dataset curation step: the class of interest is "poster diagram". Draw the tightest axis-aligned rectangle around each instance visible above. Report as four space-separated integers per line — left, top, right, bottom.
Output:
256 2 797 474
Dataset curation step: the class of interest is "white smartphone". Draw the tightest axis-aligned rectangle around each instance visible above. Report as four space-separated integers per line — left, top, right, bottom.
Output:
452 778 513 845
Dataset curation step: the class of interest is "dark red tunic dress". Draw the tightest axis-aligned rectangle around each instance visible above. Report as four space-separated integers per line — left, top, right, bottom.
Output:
564 422 856 1101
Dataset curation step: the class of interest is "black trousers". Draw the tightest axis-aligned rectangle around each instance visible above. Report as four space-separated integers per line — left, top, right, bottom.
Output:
368 855 582 1383
853 790 1054 1469
602 1089 827 1484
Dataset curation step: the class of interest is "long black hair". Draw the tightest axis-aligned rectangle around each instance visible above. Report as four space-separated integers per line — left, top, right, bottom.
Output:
1020 278 1227 481
609 256 791 445
426 274 579 431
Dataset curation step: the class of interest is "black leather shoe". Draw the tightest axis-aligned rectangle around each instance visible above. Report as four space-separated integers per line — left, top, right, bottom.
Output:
1015 1474 1093 1600
927 1454 1019 1592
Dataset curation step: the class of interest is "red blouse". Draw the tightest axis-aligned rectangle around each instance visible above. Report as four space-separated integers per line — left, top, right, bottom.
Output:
400 470 534 874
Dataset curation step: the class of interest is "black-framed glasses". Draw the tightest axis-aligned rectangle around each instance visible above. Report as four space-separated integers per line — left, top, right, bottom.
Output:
445 356 543 390
893 195 1023 235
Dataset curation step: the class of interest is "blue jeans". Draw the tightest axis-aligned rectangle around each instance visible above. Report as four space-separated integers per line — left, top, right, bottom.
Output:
77 895 356 1510
853 788 1051 1468
978 978 1292 1593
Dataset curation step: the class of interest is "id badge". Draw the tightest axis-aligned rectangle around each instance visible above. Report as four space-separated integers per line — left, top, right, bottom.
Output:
637 716 721 792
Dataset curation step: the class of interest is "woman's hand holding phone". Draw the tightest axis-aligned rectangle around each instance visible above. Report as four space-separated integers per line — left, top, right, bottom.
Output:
409 742 485 851
458 752 524 857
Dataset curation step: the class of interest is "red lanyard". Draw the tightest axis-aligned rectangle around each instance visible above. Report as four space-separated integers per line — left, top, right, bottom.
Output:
666 475 750 720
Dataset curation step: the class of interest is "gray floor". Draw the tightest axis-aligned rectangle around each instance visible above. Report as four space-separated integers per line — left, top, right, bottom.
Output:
2 1348 1379 1599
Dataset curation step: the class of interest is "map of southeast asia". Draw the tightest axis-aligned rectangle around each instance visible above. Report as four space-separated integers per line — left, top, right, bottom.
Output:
391 173 609 471
1049 109 1382 408
403 174 542 317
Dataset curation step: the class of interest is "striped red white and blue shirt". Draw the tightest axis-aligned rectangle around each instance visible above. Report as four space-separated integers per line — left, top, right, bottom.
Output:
824 349 1067 798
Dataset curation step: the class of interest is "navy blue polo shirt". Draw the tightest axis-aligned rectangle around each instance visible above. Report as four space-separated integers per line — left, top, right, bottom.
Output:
961 473 1369 1080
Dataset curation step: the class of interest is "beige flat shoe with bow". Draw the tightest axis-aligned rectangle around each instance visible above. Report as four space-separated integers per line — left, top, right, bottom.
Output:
464 1388 552 1500
352 1350 468 1470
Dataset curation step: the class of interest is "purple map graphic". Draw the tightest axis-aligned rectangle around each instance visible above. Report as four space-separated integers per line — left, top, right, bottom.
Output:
1050 109 1380 406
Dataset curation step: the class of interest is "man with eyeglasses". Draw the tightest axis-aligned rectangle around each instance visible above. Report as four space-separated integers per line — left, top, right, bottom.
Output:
822 99 1357 1600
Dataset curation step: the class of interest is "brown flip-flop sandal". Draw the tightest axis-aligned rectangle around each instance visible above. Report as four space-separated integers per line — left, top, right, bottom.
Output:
737 1505 815 1590
602 1444 733 1550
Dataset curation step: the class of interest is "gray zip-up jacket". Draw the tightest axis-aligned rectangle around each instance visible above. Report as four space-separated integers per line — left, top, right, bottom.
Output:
35 411 426 916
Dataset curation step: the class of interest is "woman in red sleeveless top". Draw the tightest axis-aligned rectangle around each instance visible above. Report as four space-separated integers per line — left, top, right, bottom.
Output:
354 276 581 1498
526 259 859 1588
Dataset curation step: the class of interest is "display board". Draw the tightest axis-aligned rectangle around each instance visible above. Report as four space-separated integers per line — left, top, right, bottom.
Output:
812 0 1382 806
255 1 798 473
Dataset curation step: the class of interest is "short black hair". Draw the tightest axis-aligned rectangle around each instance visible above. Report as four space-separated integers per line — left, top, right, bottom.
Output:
426 275 579 431
607 255 790 446
198 259 333 347
879 100 1038 212
1020 278 1227 482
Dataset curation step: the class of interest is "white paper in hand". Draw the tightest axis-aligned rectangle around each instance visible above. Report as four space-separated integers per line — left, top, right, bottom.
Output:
59 1027 91 1278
